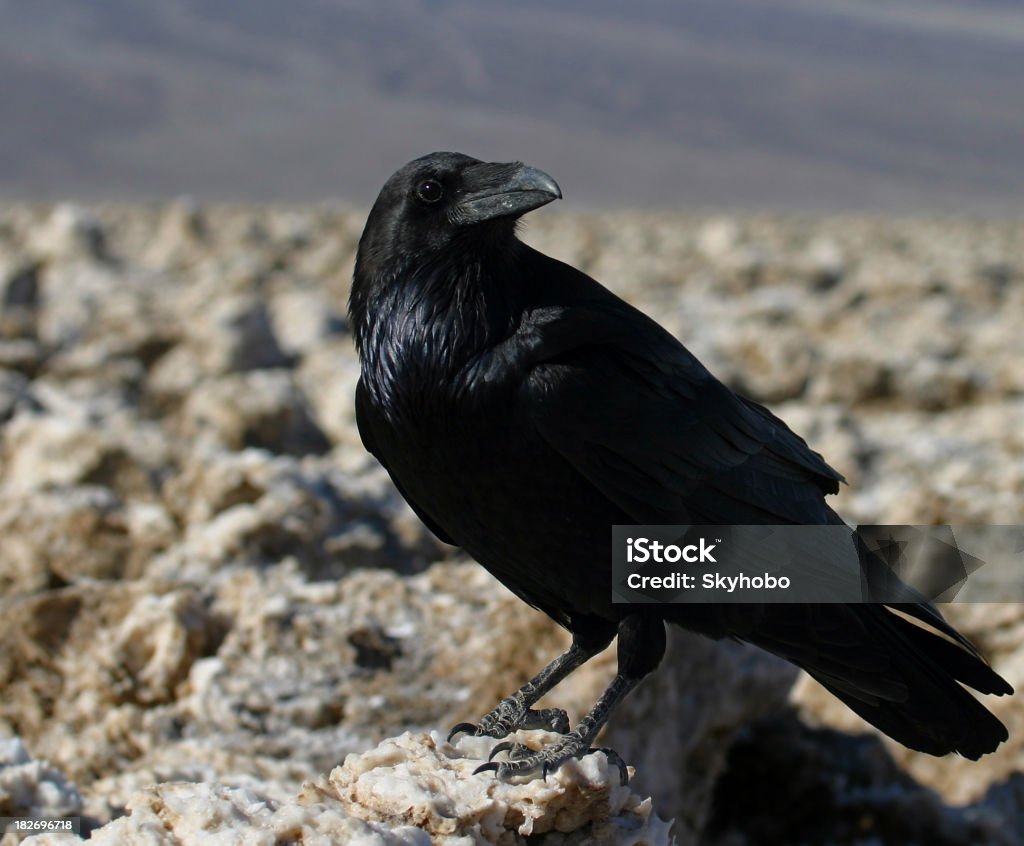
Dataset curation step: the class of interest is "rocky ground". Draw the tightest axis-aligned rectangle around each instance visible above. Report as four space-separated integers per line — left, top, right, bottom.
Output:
0 201 1022 844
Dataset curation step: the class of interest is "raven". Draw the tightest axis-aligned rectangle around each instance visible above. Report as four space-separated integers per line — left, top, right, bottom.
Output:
349 152 1011 780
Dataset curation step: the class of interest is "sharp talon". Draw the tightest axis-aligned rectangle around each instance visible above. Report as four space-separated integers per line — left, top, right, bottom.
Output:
541 762 551 780
488 741 516 762
587 747 629 785
473 761 501 776
448 722 477 743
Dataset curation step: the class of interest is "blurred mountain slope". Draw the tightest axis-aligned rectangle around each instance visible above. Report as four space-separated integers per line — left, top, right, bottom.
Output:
3 0 1024 210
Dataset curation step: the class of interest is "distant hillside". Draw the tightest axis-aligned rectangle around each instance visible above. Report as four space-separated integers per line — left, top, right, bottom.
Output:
2 0 1024 211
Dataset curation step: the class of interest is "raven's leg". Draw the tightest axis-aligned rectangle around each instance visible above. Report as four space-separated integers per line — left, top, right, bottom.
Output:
448 622 615 742
474 614 665 783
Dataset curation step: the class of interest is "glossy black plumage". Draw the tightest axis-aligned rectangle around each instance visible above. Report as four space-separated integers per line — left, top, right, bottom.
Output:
349 152 1011 775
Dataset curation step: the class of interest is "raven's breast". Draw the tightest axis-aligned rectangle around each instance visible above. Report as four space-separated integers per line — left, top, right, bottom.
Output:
368 391 626 625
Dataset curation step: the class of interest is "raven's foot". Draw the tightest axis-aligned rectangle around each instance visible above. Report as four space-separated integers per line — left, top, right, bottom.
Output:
473 730 629 785
485 740 534 762
447 695 570 741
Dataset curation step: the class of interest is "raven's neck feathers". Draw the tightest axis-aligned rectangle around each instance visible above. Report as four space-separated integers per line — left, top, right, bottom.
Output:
350 233 526 417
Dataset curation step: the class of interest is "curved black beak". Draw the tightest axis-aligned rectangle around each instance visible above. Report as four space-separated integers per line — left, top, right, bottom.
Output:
451 162 562 225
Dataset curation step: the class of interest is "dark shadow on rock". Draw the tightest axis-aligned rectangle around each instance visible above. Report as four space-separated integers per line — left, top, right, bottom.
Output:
706 717 1020 846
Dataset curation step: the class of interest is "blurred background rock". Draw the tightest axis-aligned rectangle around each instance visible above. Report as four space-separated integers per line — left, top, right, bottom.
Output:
1 203 1021 844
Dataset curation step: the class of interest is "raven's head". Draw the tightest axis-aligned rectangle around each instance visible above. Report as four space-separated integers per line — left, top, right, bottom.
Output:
354 152 561 273
350 153 561 362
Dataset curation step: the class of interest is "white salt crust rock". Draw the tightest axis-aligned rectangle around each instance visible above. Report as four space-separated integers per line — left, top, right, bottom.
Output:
25 731 673 845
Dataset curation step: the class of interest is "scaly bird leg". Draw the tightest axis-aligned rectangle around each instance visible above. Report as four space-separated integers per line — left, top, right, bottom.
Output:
474 615 666 784
448 625 614 742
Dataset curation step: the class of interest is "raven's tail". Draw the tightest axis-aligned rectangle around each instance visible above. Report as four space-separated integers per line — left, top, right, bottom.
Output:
729 602 1013 759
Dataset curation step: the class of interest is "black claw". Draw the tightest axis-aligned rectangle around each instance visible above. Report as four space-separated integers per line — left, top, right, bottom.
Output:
587 747 629 785
487 741 517 762
447 722 478 743
473 761 501 776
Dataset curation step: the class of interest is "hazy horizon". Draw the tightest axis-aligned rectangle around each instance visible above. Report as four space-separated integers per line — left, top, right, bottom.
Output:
3 0 1024 212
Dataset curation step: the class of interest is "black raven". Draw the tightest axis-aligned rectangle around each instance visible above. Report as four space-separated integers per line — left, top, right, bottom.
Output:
349 152 1011 780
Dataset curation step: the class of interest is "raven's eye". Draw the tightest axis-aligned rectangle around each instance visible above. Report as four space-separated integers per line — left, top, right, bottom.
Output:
415 179 444 204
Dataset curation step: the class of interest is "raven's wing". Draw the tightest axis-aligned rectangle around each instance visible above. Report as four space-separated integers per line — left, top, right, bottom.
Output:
355 378 458 546
520 302 844 526
517 300 1011 759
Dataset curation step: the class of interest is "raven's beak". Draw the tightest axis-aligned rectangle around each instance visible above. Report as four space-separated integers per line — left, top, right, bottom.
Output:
452 162 562 225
